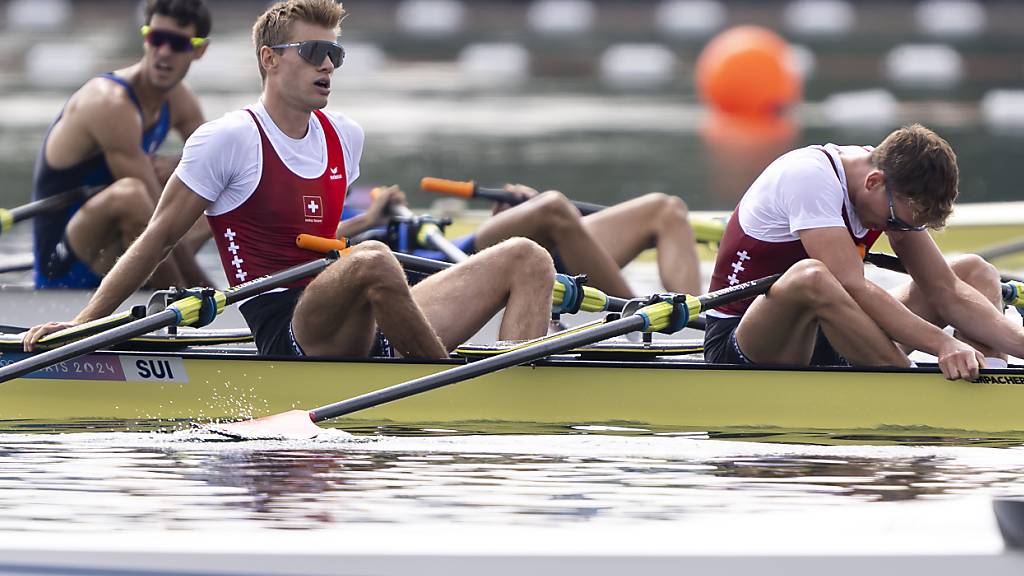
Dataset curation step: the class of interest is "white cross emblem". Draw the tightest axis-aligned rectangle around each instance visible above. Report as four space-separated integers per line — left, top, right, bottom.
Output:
231 255 244 267
307 200 319 214
227 242 239 255
224 228 236 241
728 273 739 285
736 250 750 261
731 261 745 273
235 269 248 282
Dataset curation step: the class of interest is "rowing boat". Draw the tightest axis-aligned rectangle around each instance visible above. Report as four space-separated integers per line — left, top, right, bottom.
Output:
3 334 1024 440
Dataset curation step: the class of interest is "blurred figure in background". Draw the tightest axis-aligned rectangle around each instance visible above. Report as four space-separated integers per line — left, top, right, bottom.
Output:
32 0 212 289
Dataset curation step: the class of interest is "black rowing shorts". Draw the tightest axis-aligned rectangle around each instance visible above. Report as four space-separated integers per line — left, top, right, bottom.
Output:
703 315 848 366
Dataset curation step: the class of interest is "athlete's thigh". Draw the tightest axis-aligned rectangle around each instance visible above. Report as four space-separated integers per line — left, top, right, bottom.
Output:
581 196 659 266
472 202 550 250
733 290 821 364
291 263 377 356
65 188 134 267
410 252 513 349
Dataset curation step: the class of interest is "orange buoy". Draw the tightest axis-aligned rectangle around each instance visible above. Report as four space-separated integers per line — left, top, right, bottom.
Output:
695 26 801 117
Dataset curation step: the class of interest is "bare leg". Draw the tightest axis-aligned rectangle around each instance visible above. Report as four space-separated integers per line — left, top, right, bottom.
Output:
66 178 186 288
736 259 910 366
473 191 634 297
412 238 555 350
292 241 447 359
581 192 701 294
889 254 1006 361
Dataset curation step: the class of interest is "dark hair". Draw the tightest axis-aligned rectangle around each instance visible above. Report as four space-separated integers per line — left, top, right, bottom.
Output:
870 124 959 229
145 0 212 38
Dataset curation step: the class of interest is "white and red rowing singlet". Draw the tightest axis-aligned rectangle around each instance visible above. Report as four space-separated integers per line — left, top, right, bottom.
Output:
709 144 882 317
176 102 363 288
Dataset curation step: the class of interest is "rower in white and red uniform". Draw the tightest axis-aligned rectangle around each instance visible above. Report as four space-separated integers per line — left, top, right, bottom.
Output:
703 125 1024 381
24 0 556 358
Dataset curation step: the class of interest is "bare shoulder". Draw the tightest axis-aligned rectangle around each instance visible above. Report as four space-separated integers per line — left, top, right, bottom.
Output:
68 77 142 131
166 81 201 111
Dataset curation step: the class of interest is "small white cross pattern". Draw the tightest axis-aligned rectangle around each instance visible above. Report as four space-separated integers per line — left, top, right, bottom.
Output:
728 273 738 285
224 228 236 241
227 242 239 255
307 200 319 214
235 269 248 282
731 261 745 273
231 255 244 267
736 250 750 261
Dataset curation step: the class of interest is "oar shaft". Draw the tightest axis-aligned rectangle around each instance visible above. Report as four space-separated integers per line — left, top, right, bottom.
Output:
1 185 103 235
388 203 469 263
311 313 647 421
420 177 604 215
309 273 778 422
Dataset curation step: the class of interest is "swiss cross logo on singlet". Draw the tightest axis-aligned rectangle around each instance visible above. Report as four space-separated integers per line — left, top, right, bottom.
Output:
303 195 323 222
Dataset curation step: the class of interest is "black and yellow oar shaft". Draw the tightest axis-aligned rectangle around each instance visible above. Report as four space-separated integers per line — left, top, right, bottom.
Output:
0 254 341 384
0 185 103 237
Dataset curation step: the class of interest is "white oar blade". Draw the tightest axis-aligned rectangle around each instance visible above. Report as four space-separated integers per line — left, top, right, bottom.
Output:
204 409 324 440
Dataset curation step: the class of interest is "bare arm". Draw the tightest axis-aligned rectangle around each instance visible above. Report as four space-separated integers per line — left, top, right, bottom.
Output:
336 185 407 240
800 227 982 378
86 95 164 200
23 177 209 350
890 230 1024 356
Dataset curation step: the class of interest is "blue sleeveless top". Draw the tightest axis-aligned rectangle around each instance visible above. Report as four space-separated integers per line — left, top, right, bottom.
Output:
32 73 171 288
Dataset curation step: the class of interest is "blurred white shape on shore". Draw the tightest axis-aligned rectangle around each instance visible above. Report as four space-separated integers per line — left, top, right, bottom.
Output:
885 44 963 88
26 43 95 89
338 43 388 76
458 43 530 86
656 0 726 37
980 90 1024 133
783 0 855 36
823 89 898 128
915 0 986 38
788 44 817 80
7 0 70 31
396 0 465 37
599 44 676 89
528 0 595 35
187 36 259 91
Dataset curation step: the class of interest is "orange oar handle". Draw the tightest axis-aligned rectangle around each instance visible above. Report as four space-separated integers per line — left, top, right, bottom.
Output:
420 177 477 199
296 234 349 254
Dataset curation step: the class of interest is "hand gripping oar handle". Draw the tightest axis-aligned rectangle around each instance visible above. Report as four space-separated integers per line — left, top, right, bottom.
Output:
296 234 629 313
307 273 779 422
420 177 605 215
0 185 103 236
0 255 339 384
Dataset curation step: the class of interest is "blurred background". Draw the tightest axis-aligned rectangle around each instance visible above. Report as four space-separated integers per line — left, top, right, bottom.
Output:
0 0 1022 213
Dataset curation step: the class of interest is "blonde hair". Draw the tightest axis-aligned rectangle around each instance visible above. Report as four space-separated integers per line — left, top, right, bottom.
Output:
252 0 345 80
870 124 959 229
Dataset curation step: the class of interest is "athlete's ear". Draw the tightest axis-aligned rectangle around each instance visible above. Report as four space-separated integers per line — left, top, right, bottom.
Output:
258 45 278 76
865 169 885 192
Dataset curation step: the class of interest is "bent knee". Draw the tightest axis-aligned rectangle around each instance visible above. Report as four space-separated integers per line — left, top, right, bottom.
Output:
646 192 689 225
342 241 405 283
950 253 999 288
783 259 843 305
534 190 580 221
496 237 555 278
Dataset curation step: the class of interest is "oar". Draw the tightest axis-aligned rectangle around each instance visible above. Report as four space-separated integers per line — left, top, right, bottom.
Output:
865 251 1022 285
420 176 727 245
0 185 103 237
421 176 606 215
207 272 781 440
296 233 629 315
0 253 341 384
0 256 32 274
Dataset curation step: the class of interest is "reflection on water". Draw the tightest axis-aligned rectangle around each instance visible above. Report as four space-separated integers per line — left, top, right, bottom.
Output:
1 431 1023 531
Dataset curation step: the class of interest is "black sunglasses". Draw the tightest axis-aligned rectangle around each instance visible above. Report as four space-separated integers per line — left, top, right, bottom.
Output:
884 177 926 232
270 40 345 68
140 25 207 53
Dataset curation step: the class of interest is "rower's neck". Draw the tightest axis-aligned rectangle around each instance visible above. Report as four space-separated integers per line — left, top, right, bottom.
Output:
121 64 170 119
838 148 872 207
261 91 311 139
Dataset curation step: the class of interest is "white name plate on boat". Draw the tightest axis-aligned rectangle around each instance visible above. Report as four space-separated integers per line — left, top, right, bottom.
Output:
1 354 188 383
